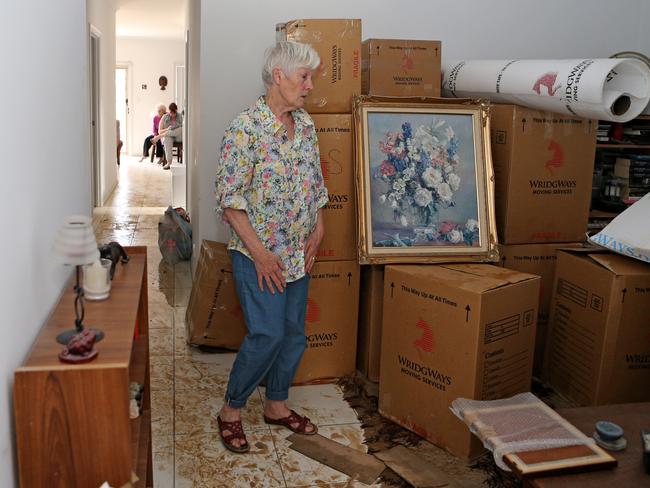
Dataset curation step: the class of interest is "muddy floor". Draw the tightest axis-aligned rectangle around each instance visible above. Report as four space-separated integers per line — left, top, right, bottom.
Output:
339 376 577 488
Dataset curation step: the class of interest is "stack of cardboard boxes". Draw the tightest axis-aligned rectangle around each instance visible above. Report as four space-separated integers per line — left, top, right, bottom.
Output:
490 105 598 375
543 249 650 406
356 39 543 460
185 19 364 384
484 105 650 413
277 19 362 383
356 39 443 383
185 20 649 462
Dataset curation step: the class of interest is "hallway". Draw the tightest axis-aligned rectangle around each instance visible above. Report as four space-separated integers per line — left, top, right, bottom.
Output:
93 156 373 487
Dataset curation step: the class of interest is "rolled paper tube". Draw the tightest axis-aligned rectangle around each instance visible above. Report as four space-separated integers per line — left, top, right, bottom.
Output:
442 58 650 122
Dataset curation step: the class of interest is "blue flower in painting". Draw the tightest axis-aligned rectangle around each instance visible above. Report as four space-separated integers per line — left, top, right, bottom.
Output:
401 122 412 141
447 136 459 159
375 118 464 229
390 154 408 172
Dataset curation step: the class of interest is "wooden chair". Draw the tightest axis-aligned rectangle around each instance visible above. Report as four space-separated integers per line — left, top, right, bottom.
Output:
149 140 163 163
157 141 183 166
173 142 183 164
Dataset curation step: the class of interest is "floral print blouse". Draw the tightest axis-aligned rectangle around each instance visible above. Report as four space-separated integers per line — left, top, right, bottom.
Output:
216 96 329 282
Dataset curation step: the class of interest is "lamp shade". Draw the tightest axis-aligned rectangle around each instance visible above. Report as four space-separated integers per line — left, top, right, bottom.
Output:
52 215 100 266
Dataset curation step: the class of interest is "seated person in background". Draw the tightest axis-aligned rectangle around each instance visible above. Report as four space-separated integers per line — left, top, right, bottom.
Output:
116 120 123 166
153 102 182 170
139 104 167 163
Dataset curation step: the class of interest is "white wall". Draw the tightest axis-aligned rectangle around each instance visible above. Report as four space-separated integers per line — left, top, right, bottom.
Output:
192 0 650 248
187 0 201 265
0 1 91 486
116 38 185 156
87 0 118 204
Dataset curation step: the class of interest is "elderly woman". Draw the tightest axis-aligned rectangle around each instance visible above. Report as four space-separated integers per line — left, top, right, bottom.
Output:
214 41 327 453
153 102 182 169
139 104 166 163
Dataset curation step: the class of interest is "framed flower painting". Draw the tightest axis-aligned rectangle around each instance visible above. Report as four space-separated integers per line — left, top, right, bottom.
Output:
353 97 498 264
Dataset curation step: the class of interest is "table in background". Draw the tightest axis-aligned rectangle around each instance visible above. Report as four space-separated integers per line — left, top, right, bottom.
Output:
526 402 650 487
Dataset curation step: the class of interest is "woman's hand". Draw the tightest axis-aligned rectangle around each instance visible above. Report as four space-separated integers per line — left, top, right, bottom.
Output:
304 210 325 274
252 248 286 294
223 208 285 294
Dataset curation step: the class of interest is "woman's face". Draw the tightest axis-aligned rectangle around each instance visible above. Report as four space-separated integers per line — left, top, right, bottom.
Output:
276 67 314 110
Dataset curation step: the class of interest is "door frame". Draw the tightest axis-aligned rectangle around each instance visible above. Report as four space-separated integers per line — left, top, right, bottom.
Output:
89 24 101 207
183 30 190 215
115 62 133 155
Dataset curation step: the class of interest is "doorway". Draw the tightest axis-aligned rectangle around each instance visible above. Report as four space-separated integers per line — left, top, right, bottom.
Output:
115 65 129 154
89 28 101 207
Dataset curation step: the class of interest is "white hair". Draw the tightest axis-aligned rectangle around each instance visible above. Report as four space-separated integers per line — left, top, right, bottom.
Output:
262 41 320 88
156 104 167 112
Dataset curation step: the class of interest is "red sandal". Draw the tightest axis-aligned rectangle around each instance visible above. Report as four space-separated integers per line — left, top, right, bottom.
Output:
263 409 318 435
217 416 250 453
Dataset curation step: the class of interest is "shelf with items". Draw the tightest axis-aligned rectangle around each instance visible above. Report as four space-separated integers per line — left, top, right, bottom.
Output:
13 246 151 488
596 114 650 146
596 143 650 149
592 115 650 218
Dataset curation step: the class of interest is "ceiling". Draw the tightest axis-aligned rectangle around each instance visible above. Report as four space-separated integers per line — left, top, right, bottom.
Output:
116 0 187 40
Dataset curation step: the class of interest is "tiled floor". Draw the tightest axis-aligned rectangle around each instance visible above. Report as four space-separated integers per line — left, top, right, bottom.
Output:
94 156 374 487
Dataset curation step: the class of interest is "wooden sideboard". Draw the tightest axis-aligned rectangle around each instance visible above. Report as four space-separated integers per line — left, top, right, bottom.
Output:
14 247 152 488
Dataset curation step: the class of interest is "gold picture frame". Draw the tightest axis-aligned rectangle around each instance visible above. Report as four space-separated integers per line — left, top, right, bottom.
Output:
353 96 499 264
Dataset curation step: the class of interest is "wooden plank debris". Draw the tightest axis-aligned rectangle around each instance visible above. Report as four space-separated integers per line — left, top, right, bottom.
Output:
287 433 386 485
375 445 450 487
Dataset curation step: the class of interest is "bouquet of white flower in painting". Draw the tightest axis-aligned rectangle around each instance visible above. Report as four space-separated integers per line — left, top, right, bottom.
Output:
437 219 480 245
375 120 463 226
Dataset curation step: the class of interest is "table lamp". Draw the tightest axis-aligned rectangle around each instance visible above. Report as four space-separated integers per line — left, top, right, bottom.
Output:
52 215 105 344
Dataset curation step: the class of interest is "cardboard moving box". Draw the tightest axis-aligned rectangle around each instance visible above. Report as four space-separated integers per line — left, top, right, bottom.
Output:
490 104 596 244
294 260 360 383
379 264 540 459
312 114 356 261
186 242 359 384
357 265 384 382
543 249 650 406
362 38 441 97
497 242 583 375
276 19 361 113
185 240 247 350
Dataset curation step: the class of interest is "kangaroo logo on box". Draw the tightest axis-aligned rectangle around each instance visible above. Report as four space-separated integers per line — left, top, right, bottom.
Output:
304 297 338 348
533 72 561 96
545 140 564 175
413 318 434 353
320 158 328 179
319 149 343 181
402 53 414 72
305 298 320 324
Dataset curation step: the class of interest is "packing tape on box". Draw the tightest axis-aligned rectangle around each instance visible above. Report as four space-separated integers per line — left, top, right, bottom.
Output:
442 58 650 122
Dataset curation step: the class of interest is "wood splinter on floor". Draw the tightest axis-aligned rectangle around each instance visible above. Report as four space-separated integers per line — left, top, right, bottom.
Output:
375 445 453 487
287 433 386 485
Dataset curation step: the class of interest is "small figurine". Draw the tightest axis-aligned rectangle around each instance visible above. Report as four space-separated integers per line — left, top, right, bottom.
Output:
59 329 99 364
98 241 130 279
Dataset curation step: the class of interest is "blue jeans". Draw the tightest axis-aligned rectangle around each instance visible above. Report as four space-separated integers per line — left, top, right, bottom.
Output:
225 250 310 408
